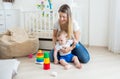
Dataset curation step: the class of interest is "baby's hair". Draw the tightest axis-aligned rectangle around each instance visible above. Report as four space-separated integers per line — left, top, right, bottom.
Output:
57 31 67 38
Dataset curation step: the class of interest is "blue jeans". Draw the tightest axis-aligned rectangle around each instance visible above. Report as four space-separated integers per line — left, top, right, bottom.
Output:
49 42 90 63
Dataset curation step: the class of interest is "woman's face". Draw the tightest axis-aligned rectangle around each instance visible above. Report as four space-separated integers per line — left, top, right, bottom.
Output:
59 12 68 25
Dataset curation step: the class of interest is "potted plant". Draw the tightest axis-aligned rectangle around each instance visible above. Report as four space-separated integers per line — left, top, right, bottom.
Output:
2 0 15 9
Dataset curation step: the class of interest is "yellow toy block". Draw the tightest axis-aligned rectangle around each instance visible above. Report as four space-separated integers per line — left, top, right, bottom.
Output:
44 58 50 64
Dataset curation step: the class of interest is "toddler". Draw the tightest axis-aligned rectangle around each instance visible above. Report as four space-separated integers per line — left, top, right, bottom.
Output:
54 31 82 69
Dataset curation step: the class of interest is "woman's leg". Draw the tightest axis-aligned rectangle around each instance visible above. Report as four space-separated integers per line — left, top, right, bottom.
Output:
49 49 60 62
49 49 54 62
72 42 90 63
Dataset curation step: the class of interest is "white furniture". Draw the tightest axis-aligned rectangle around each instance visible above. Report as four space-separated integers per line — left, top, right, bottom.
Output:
23 11 57 50
0 9 20 33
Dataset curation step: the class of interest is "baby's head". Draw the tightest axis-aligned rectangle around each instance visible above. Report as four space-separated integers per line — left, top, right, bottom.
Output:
57 31 68 45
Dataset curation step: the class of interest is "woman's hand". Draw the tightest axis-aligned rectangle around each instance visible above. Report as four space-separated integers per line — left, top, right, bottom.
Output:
59 46 74 53
73 39 78 45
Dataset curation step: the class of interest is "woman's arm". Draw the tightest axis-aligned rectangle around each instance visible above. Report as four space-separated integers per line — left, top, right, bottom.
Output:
60 44 75 53
73 30 80 43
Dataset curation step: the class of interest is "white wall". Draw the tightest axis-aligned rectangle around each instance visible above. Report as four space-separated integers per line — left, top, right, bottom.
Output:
108 0 120 53
13 0 71 11
0 0 3 9
89 0 109 46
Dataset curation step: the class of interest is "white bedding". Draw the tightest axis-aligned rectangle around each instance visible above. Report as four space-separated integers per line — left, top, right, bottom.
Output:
0 59 20 79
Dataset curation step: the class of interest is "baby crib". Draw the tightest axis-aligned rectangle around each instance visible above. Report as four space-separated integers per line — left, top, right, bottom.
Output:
23 11 58 50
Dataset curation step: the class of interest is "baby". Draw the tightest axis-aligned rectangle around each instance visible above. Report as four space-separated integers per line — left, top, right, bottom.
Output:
54 31 82 69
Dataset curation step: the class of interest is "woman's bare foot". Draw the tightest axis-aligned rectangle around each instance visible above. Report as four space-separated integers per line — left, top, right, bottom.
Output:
64 64 72 70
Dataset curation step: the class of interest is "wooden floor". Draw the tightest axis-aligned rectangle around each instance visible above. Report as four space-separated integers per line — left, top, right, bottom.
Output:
14 47 120 79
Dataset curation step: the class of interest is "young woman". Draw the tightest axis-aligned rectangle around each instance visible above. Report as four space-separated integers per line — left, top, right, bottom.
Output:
50 4 90 63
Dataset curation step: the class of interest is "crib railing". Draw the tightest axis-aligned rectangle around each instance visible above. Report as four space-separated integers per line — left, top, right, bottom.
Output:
23 11 57 39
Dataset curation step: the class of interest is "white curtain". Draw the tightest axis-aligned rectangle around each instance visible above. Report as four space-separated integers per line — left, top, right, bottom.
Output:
108 0 120 53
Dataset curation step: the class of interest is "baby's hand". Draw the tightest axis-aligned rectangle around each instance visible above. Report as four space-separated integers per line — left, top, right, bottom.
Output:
54 59 58 64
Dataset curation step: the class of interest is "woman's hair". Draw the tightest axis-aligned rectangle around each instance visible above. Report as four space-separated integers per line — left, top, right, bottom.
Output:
58 4 73 39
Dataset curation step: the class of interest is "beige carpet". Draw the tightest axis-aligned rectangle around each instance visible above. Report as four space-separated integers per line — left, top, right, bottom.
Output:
14 47 120 79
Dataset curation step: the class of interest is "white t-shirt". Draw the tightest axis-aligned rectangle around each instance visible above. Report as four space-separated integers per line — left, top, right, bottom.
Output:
53 20 80 32
55 39 73 56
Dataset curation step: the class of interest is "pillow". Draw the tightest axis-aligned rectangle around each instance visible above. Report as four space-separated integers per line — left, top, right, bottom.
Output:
0 59 20 79
0 35 12 45
7 27 29 43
